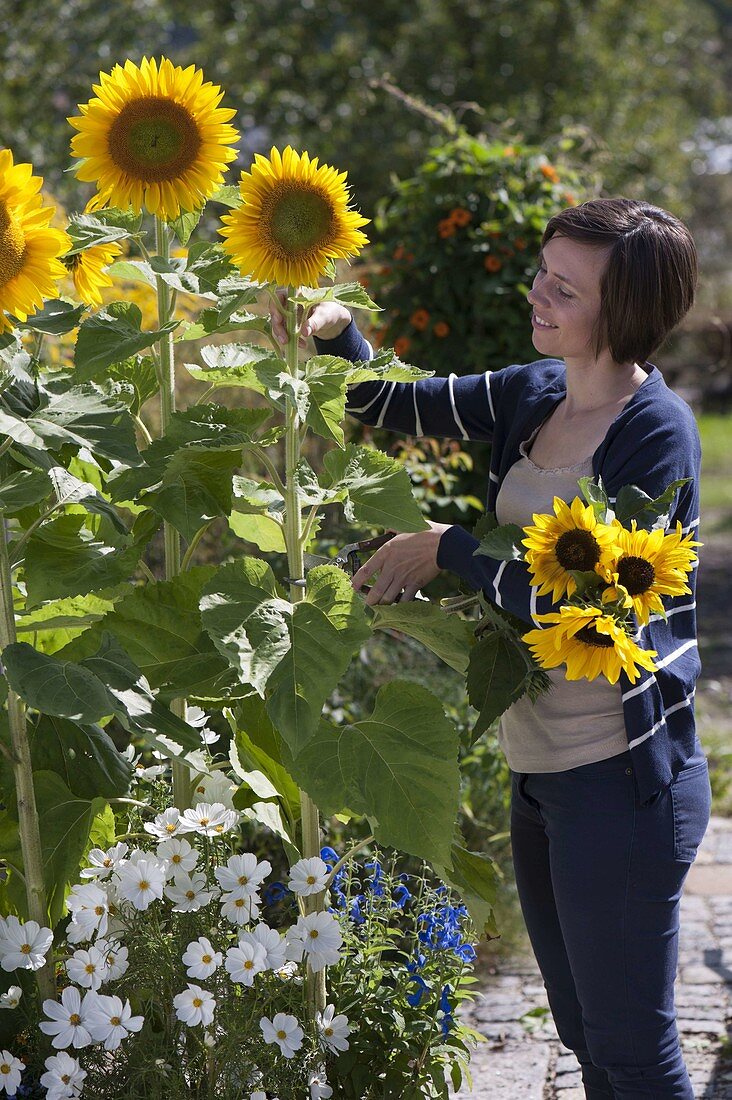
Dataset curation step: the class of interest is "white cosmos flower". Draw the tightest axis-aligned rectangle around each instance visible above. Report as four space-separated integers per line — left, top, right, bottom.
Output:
79 842 129 880
220 892 261 927
0 987 21 1011
259 1012 304 1058
224 941 268 986
238 923 287 972
144 808 183 841
40 1051 86 1098
115 857 167 911
0 916 54 972
316 1003 351 1052
0 1050 24 1095
182 937 222 980
40 987 97 1049
308 1067 334 1099
65 883 110 941
214 853 271 898
123 746 167 781
65 946 109 991
95 939 129 982
86 994 144 1050
164 872 218 913
191 770 237 808
275 960 300 982
173 984 216 1028
288 856 329 897
156 837 199 873
187 705 219 746
285 911 343 972
178 802 239 837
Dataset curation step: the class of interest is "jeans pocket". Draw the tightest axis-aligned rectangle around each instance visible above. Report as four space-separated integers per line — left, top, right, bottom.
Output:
670 759 712 862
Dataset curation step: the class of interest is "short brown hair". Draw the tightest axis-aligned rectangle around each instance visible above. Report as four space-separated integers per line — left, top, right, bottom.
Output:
542 198 698 366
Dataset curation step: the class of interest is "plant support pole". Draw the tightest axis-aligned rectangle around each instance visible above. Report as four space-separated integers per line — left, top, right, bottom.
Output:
155 216 189 810
282 291 327 1017
0 515 55 1003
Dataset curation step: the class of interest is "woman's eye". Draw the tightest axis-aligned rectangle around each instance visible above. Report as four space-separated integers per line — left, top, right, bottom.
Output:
537 264 573 300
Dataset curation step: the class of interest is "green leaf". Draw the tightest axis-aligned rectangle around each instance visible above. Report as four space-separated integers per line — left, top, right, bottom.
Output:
320 443 429 532
74 302 179 380
467 631 531 737
29 715 132 799
476 523 526 561
66 213 132 256
46 465 128 534
434 843 500 940
178 309 270 343
301 355 354 446
169 206 204 246
106 356 159 416
577 475 610 523
291 282 382 312
201 560 371 753
56 566 231 699
22 515 145 605
288 680 460 864
19 299 86 335
183 343 296 408
0 468 52 513
210 184 243 208
228 510 286 552
614 478 691 531
0 772 108 924
227 699 301 826
1 378 141 465
369 599 474 674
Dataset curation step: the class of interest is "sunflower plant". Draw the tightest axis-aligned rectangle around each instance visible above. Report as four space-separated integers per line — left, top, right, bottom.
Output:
470 473 700 689
2 56 526 1093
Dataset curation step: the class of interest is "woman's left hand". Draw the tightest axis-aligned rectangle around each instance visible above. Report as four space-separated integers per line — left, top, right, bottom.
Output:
351 521 453 606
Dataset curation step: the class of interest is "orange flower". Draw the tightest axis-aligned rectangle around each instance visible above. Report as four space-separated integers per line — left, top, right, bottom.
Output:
438 219 456 238
541 164 560 183
503 146 516 156
406 251 415 261
562 192 577 206
394 336 411 357
515 237 527 251
433 321 450 338
487 230 501 239
484 255 502 273
410 308 430 331
499 245 514 256
380 264 393 275
450 207 472 227
393 245 405 260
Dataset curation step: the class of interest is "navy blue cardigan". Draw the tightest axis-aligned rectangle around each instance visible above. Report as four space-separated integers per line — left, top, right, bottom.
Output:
314 319 703 806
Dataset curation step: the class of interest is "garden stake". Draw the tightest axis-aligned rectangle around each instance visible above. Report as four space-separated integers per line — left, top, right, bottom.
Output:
0 515 55 1002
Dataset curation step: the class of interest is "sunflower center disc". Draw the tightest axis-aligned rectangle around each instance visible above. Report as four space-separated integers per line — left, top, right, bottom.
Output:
0 201 27 288
108 97 202 182
555 529 601 571
266 184 334 255
575 623 615 648
616 555 655 595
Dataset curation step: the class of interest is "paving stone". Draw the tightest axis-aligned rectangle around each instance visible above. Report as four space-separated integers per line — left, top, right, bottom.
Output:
679 964 732 984
677 1017 727 1035
456 1040 552 1097
554 1071 582 1089
555 1053 578 1074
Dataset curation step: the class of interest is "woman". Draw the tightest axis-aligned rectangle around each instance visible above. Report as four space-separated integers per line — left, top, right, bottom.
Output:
271 197 712 1098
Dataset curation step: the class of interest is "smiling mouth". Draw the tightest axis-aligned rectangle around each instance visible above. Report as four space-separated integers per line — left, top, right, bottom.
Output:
532 312 558 329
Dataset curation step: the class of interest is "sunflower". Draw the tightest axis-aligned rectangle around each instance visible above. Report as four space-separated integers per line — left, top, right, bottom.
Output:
0 149 70 333
523 605 658 685
602 519 701 626
522 496 621 602
68 57 239 223
64 240 123 308
219 145 369 287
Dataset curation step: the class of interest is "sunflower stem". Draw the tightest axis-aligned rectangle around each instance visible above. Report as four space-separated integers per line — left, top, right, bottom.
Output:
0 515 56 1004
154 215 189 811
282 289 327 1020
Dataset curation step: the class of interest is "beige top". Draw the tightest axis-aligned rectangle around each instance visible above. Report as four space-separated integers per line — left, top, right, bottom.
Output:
494 423 628 772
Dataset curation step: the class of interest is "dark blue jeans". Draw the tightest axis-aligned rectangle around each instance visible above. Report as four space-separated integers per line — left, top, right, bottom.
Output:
509 738 712 1099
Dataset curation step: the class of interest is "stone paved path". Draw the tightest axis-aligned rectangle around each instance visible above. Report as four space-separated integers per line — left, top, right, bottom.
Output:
456 814 732 1098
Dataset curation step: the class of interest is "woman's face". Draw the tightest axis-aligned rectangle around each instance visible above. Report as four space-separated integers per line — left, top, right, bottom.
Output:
526 234 614 364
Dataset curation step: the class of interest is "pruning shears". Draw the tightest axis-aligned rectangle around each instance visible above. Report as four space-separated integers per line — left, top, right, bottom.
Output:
287 532 427 602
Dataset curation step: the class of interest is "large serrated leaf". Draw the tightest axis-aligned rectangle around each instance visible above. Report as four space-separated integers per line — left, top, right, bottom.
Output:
320 443 429 532
467 631 531 738
369 599 473 674
75 302 178 379
614 478 690 531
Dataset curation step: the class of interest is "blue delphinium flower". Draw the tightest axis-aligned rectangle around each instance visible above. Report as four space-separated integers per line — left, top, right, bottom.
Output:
364 859 385 897
392 882 412 909
263 881 290 905
417 900 474 960
406 972 430 1007
438 984 455 1036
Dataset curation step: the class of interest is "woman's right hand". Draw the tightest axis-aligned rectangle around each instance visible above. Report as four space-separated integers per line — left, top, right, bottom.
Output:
269 288 353 348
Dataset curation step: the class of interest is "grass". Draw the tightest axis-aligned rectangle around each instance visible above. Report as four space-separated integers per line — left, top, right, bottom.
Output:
698 412 732 525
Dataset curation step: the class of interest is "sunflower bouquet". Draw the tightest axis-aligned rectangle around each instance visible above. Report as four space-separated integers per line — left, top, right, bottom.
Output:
476 475 700 685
